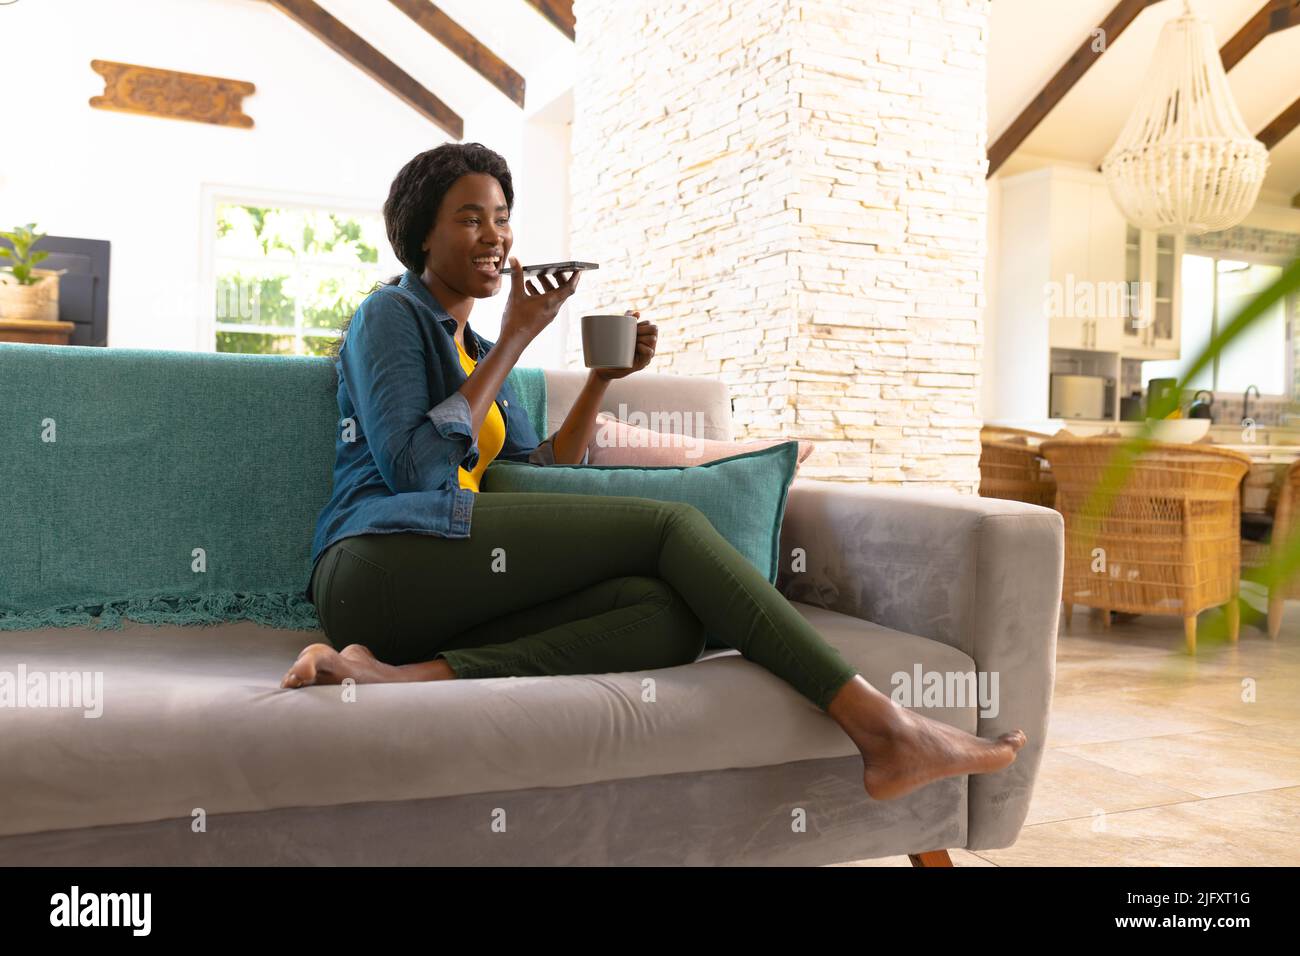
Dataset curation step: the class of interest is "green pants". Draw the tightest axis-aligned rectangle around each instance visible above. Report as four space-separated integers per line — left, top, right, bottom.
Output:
309 493 858 711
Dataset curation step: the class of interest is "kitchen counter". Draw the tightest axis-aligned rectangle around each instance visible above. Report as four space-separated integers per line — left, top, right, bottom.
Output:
988 418 1300 448
1213 444 1300 459
985 418 1296 514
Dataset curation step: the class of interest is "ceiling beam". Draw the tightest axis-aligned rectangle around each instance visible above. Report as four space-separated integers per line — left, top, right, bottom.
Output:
1220 1 1300 199
1257 94 1300 150
987 0 1160 178
1219 0 1300 71
388 1 526 108
525 0 575 42
266 0 463 138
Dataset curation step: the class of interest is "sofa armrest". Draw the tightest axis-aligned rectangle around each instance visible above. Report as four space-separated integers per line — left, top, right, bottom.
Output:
776 478 1063 850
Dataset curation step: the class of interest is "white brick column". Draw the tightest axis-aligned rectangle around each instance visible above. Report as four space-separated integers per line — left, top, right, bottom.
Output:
569 0 989 490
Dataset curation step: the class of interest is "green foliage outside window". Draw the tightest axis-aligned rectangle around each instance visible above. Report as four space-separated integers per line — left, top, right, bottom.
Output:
214 203 384 356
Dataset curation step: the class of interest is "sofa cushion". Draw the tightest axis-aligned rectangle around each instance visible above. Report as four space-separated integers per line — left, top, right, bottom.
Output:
587 411 816 471
0 604 977 839
480 441 800 648
482 441 798 579
541 368 733 443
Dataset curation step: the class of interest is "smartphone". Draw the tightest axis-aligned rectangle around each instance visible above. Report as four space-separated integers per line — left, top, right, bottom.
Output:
500 260 599 278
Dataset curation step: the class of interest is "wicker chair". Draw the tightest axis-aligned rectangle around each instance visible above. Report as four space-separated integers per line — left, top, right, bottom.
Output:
1264 460 1300 639
979 426 1057 509
1039 437 1252 653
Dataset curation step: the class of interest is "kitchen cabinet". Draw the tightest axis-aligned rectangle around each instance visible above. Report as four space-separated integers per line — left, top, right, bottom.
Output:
1088 183 1128 353
1120 224 1182 359
992 166 1125 422
1045 176 1094 351
990 163 1191 425
1000 166 1129 353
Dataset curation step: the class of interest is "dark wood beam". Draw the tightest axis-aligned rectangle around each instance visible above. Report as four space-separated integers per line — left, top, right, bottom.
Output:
525 0 575 42
267 0 463 138
1218 1 1300 198
987 0 1160 178
1258 94 1300 150
1219 0 1300 71
388 1 525 108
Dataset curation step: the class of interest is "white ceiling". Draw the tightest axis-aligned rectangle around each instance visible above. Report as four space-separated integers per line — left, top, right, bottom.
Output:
989 0 1300 203
277 1 1298 202
305 0 576 125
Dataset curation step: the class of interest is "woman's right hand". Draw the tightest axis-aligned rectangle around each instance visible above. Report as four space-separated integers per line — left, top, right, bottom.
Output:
500 256 581 345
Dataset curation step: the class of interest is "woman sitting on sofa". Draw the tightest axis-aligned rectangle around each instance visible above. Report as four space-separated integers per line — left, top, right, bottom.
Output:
280 142 1025 801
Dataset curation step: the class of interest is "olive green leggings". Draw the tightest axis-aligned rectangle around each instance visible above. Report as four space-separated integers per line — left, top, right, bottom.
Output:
309 492 859 711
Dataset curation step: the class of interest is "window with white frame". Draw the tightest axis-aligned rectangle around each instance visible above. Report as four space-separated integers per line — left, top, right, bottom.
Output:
1144 253 1298 399
212 201 393 356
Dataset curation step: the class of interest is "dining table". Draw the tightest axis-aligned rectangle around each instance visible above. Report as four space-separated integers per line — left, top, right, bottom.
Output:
1212 443 1299 515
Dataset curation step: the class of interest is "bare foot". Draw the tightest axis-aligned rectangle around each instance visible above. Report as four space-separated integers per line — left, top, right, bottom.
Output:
279 644 454 689
828 676 1026 801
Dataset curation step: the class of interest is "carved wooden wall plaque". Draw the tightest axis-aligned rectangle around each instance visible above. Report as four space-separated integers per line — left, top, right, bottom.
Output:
89 60 255 129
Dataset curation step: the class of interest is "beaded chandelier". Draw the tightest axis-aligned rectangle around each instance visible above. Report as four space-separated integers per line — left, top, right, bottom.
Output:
1101 0 1269 235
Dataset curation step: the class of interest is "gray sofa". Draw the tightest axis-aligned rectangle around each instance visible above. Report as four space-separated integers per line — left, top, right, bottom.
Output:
0 368 1062 865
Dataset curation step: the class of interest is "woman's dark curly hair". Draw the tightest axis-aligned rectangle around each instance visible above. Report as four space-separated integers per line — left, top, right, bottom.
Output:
326 142 514 359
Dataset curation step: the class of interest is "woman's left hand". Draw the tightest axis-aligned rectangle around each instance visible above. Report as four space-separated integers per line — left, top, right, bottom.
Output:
593 311 656 382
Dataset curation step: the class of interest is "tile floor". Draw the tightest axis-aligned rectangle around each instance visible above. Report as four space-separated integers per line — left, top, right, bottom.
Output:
843 587 1300 866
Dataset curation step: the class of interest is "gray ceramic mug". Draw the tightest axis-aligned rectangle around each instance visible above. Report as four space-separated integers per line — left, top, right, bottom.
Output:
581 313 638 369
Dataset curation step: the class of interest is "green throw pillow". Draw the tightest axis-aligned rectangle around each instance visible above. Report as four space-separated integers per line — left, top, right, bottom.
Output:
480 441 801 649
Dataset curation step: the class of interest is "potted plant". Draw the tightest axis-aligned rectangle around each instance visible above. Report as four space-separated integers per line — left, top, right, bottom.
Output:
0 223 63 323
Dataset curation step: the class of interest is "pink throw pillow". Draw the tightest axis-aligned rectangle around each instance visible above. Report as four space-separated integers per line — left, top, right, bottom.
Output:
586 412 815 472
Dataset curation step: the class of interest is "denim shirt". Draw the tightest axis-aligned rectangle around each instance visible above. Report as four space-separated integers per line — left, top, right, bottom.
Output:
307 268 587 597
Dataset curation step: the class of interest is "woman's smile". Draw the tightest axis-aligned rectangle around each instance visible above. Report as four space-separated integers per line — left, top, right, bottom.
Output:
471 252 503 280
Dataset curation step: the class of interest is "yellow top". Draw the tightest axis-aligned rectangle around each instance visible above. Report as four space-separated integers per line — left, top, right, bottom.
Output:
455 337 506 492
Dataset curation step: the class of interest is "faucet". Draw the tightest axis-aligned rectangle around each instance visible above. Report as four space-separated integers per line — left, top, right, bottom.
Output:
1242 385 1260 426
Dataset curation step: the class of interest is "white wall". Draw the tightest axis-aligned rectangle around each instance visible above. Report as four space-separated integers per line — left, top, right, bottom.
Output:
1241 201 1300 235
981 175 1000 420
0 0 576 367
517 89 575 370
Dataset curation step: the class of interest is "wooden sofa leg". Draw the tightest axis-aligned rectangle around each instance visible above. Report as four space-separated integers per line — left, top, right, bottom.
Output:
1268 594 1283 640
1062 602 1072 631
908 850 954 867
1184 615 1197 654
1226 599 1240 643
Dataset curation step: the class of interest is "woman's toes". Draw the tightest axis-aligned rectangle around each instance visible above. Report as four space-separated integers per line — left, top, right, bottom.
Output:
1000 730 1027 751
279 643 341 689
280 642 413 688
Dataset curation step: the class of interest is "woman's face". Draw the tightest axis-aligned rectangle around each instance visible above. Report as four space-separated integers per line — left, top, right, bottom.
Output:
421 172 513 298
